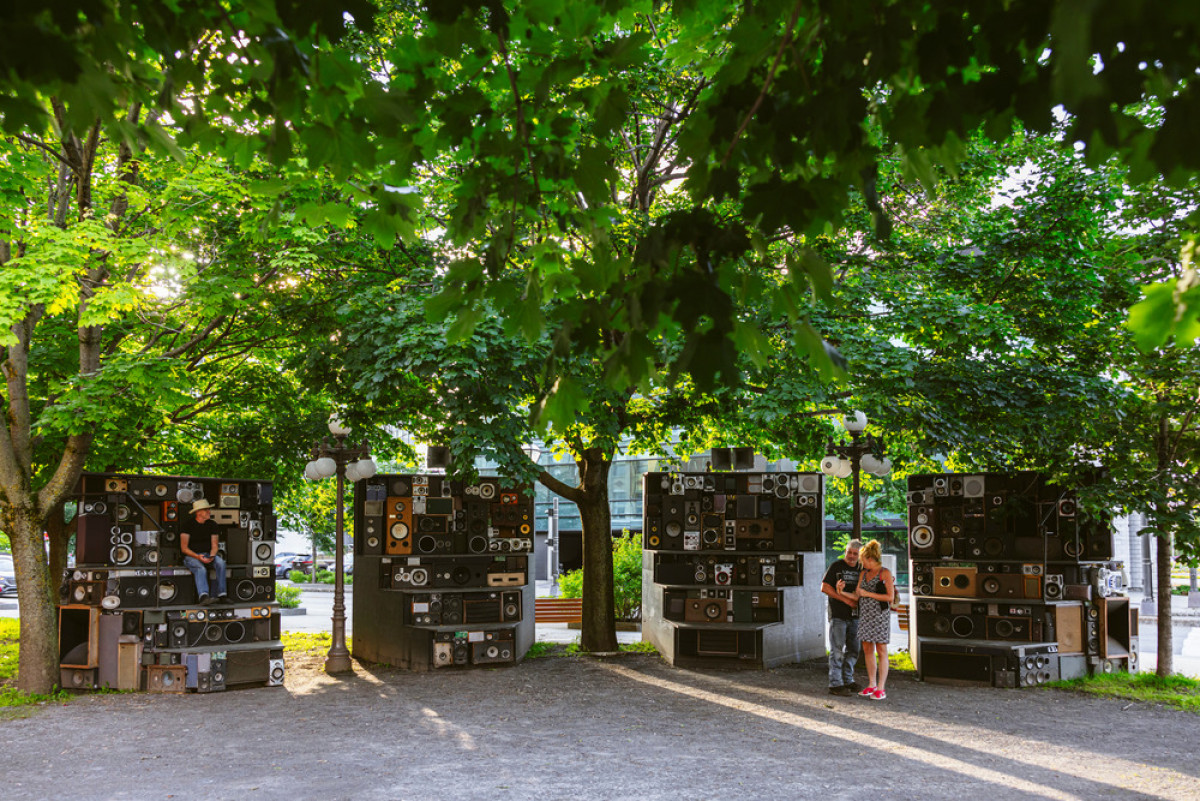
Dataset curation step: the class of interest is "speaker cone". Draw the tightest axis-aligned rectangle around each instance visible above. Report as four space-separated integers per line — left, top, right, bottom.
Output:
950 615 974 637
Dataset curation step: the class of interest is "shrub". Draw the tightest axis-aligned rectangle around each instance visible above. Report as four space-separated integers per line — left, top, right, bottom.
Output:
287 569 309 583
557 530 642 621
276 585 301 609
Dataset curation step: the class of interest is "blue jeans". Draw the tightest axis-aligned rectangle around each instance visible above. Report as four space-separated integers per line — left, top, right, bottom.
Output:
184 554 227 599
829 617 859 688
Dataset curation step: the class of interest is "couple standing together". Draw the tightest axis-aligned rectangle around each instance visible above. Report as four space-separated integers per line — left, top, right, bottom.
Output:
822 539 894 700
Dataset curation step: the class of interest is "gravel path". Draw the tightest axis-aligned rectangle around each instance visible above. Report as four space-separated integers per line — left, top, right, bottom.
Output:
2 653 1198 800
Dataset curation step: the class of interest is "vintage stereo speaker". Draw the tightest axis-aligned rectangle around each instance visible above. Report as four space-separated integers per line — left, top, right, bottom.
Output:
75 514 117 566
146 664 186 692
360 513 385 555
684 596 730 623
1052 603 1085 654
59 606 100 668
208 656 228 692
462 593 504 624
731 590 782 623
66 579 108 606
932 566 978 598
915 599 987 640
231 577 275 602
1098 597 1135 658
678 627 759 660
977 571 1041 600
101 619 142 678
433 632 471 667
155 572 197 606
470 629 515 665
219 482 241 508
105 574 159 609
223 649 271 686
250 540 275 566
266 657 284 690
186 616 275 647
60 667 99 690
385 498 414 554
993 646 1062 688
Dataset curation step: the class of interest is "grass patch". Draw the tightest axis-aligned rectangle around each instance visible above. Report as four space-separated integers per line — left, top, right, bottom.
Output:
525 640 657 659
1049 671 1200 713
889 650 915 672
281 631 352 655
0 687 72 715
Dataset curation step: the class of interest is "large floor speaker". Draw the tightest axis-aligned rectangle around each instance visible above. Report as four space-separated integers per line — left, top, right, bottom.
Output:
225 649 271 685
1099 597 1134 658
75 515 115 565
1053 604 1084 654
59 606 99 668
919 644 993 684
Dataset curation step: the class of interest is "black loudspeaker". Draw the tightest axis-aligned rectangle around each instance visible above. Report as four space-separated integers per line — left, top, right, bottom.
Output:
108 575 159 609
232 577 275 602
502 591 521 622
209 657 227 692
76 515 115 565
710 448 733 470
732 447 755 470
470 629 515 664
60 667 99 690
360 516 384 555
225 649 271 685
59 606 99 667
187 617 273 647
426 446 452 469
156 572 197 606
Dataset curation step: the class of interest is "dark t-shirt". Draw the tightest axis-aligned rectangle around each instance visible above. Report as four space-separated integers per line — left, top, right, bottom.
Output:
822 558 862 620
181 518 221 558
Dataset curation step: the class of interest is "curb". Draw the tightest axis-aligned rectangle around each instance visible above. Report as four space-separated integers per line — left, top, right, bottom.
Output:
279 607 307 616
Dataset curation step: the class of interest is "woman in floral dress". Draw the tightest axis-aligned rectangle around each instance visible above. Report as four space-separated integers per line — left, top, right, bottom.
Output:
855 539 895 700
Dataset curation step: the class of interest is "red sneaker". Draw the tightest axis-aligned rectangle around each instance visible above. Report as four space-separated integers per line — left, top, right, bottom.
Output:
859 686 875 697
871 688 887 700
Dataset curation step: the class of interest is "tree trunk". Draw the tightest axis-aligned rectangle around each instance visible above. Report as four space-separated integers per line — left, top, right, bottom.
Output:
10 509 59 693
1154 412 1173 677
46 500 69 595
1156 528 1174 677
576 449 618 653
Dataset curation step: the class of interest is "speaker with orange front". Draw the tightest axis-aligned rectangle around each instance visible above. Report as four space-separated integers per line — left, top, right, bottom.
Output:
385 497 413 554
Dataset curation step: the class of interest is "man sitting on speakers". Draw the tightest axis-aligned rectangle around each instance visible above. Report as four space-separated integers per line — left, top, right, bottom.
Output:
182 499 228 605
821 539 862 696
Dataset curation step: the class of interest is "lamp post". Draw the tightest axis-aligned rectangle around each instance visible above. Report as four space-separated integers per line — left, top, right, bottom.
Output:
820 412 892 543
304 416 376 675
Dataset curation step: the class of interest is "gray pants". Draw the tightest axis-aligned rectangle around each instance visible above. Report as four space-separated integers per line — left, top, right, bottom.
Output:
828 617 859 688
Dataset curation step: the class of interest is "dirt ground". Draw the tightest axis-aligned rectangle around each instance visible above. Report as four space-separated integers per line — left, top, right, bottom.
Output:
2 650 1198 801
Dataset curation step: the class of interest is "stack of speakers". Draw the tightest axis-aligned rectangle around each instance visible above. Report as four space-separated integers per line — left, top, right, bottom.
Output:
909 472 1137 688
59 472 285 693
351 474 535 670
641 471 823 668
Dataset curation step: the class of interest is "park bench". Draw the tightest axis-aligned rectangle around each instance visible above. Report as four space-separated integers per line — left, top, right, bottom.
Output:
535 597 584 624
896 603 910 631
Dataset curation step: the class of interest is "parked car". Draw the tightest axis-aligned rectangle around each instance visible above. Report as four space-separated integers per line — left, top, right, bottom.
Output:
273 553 299 579
0 553 16 596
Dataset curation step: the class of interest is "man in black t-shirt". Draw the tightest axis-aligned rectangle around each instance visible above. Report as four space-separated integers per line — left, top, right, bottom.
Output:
821 540 862 696
181 499 227 605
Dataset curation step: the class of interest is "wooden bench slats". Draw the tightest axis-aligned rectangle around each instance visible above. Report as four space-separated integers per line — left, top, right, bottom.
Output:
535 598 583 623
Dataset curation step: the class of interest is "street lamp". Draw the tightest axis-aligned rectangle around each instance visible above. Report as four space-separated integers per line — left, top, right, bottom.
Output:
820 412 892 543
304 416 375 675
